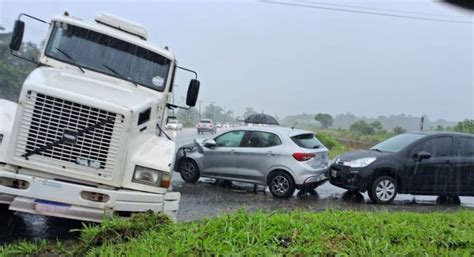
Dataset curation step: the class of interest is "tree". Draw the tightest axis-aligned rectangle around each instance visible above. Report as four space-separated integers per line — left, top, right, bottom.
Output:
369 120 384 133
203 104 224 121
392 126 406 135
314 113 333 129
243 107 257 118
349 120 375 135
176 108 200 127
451 119 474 134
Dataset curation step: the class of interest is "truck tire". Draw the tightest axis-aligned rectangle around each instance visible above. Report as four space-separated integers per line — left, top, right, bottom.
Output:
179 159 200 183
368 176 398 204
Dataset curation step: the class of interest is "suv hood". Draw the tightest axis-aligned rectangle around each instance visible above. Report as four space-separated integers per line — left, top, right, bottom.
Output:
337 149 393 161
23 67 161 111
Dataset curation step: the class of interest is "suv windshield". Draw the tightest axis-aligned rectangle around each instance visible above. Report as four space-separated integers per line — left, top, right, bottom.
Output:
200 120 211 123
371 133 427 153
45 22 171 91
291 133 322 149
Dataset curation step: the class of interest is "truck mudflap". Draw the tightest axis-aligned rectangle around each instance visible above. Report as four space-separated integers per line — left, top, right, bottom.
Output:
0 167 180 222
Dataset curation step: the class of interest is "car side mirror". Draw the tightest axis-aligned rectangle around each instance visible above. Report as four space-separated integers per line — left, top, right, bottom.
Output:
10 20 25 51
186 79 200 107
413 151 431 161
203 139 216 148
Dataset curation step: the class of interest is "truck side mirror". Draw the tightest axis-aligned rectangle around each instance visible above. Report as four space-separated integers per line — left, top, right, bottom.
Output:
186 79 200 107
10 20 25 51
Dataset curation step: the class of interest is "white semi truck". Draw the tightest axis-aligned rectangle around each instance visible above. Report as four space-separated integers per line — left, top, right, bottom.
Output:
0 12 200 222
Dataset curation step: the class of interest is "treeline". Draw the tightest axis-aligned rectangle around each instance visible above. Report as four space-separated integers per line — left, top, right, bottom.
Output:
0 32 38 101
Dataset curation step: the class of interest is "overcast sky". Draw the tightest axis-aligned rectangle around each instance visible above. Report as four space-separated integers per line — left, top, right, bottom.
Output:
1 0 472 121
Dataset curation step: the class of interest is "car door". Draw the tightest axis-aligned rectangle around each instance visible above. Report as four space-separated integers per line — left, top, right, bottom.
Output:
235 131 284 184
201 130 245 178
407 136 454 195
453 136 474 196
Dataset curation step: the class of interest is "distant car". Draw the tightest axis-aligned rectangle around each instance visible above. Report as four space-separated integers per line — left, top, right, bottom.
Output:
330 132 474 204
175 126 330 198
223 123 230 128
215 122 222 128
196 119 216 134
165 119 183 130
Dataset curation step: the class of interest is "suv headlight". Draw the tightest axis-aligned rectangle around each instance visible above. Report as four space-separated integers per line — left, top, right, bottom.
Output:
133 166 163 186
344 157 376 168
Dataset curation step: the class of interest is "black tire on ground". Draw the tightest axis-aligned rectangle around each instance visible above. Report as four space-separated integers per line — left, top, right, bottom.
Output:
178 159 200 183
268 171 296 199
368 175 398 204
297 189 318 199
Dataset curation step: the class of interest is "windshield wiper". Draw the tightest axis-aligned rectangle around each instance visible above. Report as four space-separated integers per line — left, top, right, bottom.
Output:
102 64 138 87
55 47 85 73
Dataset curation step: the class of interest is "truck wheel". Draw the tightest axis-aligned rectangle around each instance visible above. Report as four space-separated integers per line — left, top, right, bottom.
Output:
368 176 397 204
179 159 200 183
268 171 295 198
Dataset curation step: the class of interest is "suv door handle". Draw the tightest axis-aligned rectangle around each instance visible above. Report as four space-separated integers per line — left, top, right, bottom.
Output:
266 151 275 156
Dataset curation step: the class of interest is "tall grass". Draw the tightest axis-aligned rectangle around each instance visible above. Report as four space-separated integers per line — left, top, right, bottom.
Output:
2 210 473 256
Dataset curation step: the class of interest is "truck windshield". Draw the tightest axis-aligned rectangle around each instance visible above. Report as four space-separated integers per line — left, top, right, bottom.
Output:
44 22 171 91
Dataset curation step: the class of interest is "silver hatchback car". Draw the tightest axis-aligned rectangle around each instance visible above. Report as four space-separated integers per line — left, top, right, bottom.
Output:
174 126 330 198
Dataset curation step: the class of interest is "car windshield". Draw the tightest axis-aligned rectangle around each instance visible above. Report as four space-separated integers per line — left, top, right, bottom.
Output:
291 133 323 149
44 22 171 91
371 133 427 153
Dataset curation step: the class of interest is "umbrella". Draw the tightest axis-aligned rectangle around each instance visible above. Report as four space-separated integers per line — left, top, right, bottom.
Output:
244 113 279 125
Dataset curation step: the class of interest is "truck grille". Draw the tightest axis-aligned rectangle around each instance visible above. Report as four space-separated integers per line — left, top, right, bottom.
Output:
15 91 124 178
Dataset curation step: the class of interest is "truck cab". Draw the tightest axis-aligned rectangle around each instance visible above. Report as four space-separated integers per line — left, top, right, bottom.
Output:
0 12 200 222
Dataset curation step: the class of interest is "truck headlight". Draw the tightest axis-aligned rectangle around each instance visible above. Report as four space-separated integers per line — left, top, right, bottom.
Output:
345 157 376 168
133 166 163 186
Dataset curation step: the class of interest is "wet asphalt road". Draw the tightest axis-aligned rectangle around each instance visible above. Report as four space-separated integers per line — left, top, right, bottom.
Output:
1 128 473 244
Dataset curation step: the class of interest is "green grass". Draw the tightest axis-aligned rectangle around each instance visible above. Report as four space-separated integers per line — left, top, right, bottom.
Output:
2 210 473 256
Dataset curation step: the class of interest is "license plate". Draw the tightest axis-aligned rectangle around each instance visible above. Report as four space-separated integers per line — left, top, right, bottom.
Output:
34 200 71 215
331 169 337 177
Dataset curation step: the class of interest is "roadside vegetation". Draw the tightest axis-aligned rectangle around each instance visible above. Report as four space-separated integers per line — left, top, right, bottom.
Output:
1 210 473 256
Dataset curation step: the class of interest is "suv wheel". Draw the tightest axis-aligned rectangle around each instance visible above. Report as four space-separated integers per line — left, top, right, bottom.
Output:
368 176 397 204
268 171 295 198
179 159 200 183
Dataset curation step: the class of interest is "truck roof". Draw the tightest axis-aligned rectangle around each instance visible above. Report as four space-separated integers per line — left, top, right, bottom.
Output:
52 14 175 62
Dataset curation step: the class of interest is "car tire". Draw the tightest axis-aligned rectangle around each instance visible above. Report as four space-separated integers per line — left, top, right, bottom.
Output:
368 175 398 204
268 171 295 199
179 159 200 183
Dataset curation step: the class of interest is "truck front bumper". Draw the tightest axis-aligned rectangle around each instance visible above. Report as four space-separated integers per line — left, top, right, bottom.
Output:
0 168 180 222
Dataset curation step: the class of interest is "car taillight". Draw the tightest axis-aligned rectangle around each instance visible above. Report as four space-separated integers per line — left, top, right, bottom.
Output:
209 124 213 128
292 152 316 161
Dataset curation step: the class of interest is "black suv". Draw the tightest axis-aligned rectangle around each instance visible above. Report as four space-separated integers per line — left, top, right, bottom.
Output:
329 132 474 204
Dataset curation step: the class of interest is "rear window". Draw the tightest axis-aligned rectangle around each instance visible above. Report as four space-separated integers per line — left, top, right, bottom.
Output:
200 120 211 123
291 134 323 149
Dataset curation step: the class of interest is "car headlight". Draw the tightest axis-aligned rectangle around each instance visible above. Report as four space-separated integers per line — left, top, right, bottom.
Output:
344 157 376 168
133 166 163 186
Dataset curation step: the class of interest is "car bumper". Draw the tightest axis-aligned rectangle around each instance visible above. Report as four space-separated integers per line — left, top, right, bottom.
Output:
0 168 180 222
294 166 329 190
328 164 369 191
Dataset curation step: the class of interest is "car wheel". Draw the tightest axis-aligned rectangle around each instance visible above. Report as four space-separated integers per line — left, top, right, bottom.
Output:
179 159 200 183
268 171 295 198
368 175 397 204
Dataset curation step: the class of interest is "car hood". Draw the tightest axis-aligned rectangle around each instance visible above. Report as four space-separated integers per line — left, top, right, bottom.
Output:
336 149 393 162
